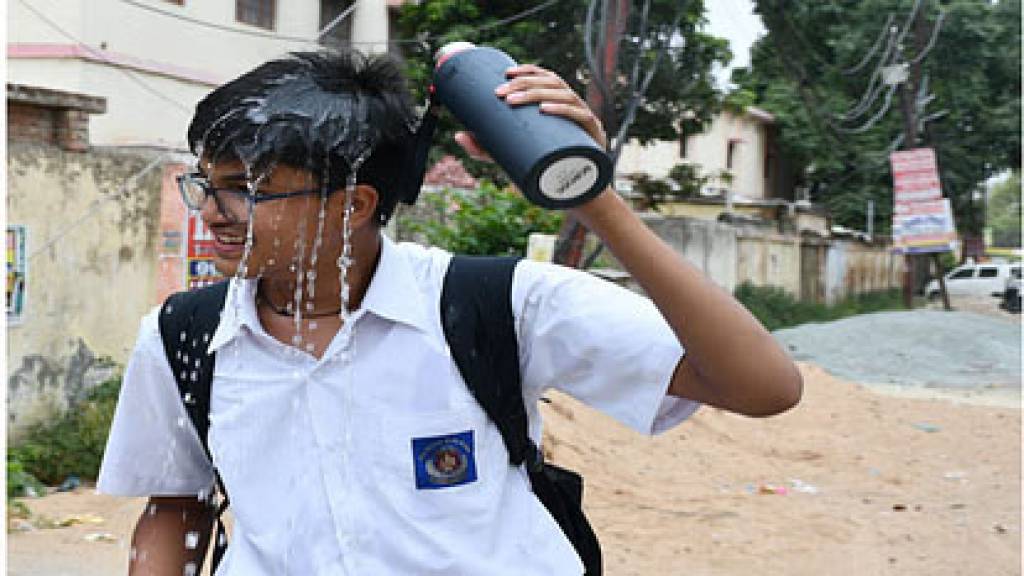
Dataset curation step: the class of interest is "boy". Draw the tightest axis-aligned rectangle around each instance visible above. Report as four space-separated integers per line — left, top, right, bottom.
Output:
98 48 801 575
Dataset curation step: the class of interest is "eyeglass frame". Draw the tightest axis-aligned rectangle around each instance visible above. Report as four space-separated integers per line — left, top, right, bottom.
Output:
175 172 326 213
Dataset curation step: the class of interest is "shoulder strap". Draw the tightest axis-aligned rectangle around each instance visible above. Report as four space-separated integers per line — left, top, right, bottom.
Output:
157 279 231 571
158 280 229 461
440 255 539 468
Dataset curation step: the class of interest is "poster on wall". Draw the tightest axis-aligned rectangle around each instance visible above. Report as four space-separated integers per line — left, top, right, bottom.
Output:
186 213 221 289
7 225 27 324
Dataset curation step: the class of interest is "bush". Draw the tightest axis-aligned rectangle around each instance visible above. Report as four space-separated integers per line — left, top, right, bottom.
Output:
405 181 563 256
8 373 122 486
734 282 904 331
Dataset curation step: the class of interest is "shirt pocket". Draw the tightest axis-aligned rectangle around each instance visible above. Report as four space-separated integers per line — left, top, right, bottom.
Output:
370 403 506 521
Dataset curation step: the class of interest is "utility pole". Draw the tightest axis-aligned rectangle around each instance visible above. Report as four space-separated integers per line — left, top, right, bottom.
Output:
554 0 629 267
897 0 950 311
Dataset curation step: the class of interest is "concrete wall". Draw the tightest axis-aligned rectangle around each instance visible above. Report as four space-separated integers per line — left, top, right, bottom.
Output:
9 0 324 147
7 143 169 438
642 215 901 305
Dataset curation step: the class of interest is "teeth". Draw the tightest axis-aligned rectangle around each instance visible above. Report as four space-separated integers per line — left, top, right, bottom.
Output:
217 235 245 244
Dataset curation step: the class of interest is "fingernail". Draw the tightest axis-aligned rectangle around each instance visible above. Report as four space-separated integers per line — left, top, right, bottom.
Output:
506 92 523 103
494 83 509 96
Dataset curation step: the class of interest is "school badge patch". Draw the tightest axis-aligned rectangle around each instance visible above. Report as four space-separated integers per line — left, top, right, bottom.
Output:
411 430 477 489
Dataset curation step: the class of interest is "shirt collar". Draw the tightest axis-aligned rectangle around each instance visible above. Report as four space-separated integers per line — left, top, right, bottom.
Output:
207 235 431 354
359 234 432 334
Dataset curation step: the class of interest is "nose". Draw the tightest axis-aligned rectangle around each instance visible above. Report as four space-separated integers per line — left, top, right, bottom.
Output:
198 191 229 225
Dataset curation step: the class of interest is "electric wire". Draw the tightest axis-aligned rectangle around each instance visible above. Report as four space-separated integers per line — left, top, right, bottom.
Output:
17 0 193 114
27 152 173 261
835 82 899 134
842 13 895 75
909 10 946 65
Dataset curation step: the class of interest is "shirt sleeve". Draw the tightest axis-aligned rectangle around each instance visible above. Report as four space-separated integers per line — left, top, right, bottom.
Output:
512 261 699 436
97 307 215 497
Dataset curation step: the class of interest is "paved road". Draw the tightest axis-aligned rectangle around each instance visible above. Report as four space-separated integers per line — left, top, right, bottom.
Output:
774 308 1021 390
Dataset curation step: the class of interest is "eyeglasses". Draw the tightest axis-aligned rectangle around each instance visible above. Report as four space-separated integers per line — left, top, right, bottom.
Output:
176 172 323 220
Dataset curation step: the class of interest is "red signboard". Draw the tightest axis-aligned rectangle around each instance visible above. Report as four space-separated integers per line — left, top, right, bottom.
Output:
889 148 955 254
890 148 942 204
186 213 221 289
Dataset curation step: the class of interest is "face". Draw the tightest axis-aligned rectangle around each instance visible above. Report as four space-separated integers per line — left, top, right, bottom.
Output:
198 159 345 280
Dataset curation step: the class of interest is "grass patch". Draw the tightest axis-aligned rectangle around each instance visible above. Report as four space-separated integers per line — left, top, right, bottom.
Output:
734 282 905 331
8 373 122 487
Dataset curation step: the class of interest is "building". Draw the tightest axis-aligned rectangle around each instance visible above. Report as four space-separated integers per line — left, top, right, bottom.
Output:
616 106 818 228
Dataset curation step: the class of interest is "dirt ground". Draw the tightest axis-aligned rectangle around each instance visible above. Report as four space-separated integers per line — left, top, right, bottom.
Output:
7 363 1021 576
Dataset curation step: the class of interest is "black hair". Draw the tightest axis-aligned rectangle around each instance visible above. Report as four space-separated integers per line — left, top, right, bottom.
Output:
187 49 419 224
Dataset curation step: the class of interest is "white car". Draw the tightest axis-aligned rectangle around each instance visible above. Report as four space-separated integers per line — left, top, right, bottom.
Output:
925 262 1021 299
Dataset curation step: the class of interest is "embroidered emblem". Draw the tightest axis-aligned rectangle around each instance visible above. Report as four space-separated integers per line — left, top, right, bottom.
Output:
411 430 477 489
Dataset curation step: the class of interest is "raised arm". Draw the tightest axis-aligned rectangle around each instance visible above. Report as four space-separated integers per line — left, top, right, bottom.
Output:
129 496 214 576
463 64 802 417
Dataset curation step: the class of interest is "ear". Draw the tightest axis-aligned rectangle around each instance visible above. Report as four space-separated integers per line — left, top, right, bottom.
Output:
345 184 380 229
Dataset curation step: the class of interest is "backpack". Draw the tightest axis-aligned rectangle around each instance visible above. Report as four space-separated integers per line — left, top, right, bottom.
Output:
158 255 602 575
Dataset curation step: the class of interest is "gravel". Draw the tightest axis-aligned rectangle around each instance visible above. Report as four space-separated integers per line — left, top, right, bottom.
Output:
773 310 1021 390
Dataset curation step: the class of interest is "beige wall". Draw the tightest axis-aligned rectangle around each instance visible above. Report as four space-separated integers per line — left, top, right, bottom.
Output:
617 109 773 201
9 0 325 147
7 144 168 436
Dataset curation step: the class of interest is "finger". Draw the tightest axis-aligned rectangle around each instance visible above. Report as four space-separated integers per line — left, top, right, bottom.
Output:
539 102 607 149
504 87 582 107
453 131 493 162
496 72 567 97
504 63 558 80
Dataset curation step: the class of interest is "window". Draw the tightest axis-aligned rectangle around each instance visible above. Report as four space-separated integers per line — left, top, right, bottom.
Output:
1012 267 1021 279
679 132 688 158
237 0 275 29
726 139 739 170
950 268 975 280
164 0 184 5
978 267 999 278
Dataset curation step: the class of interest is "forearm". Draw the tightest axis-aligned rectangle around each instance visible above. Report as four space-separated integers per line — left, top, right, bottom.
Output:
571 189 802 416
130 497 213 576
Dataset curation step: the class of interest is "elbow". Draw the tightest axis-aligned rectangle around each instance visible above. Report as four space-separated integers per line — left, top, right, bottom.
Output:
744 363 804 418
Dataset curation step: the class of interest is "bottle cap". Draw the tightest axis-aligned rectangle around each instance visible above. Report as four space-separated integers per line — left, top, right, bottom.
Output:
435 41 476 68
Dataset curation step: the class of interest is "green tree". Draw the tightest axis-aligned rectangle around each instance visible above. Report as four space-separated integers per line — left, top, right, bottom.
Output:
407 182 563 255
988 172 1022 248
395 0 730 173
734 0 1021 235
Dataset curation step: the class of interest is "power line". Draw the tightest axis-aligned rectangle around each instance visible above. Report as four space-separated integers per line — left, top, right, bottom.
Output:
113 0 561 47
27 152 173 261
17 0 193 114
842 14 895 75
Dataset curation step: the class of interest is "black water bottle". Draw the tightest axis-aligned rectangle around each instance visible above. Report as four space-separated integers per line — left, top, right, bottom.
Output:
432 42 613 209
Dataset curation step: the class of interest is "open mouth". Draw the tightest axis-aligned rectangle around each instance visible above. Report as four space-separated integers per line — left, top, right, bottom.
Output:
212 230 248 256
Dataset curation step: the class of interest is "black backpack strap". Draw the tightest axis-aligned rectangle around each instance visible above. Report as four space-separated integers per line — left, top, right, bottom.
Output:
440 256 534 465
157 279 231 570
440 256 602 575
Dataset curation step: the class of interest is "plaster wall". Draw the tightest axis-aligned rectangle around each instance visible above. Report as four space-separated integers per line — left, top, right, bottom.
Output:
7 144 166 437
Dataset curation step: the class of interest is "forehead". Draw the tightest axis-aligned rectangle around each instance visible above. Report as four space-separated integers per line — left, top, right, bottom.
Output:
200 157 316 188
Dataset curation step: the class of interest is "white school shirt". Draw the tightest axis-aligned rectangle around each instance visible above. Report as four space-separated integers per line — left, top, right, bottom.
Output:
98 235 699 575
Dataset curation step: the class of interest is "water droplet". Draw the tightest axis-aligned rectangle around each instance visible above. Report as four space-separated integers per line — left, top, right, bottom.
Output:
202 333 210 343
180 370 188 380
184 561 198 576
218 532 228 547
308 321 318 330
176 417 186 428
147 503 158 515
183 353 189 364
179 331 187 343
183 392 195 405
165 305 174 315
185 531 200 550
175 350 182 360
190 371 199 382
194 359 201 368
305 343 315 353
129 547 138 561
291 334 303 346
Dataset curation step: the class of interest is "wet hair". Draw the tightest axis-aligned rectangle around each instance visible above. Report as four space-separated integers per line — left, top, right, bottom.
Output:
187 49 419 225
